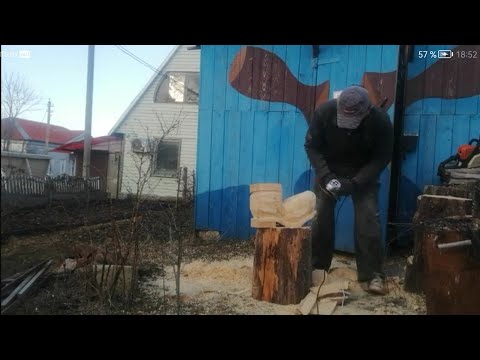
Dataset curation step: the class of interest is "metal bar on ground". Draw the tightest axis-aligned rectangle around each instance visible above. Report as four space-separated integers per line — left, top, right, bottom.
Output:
437 240 472 249
1 272 37 307
1 259 50 295
18 260 53 296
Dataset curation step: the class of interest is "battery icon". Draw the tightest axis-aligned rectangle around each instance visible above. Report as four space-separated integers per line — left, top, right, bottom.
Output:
438 50 453 59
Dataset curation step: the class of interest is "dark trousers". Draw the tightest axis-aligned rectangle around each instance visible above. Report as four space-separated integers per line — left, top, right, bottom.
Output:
311 182 384 282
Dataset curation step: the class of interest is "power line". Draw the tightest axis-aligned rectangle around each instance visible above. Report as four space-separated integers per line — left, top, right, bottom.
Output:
41 108 47 123
115 45 158 73
113 45 199 97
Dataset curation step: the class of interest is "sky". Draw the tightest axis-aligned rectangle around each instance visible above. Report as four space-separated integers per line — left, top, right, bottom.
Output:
1 45 176 136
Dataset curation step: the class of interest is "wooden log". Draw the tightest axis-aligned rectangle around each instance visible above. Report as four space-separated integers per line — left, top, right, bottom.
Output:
404 231 425 294
452 180 480 217
423 185 470 198
406 215 477 293
446 168 480 174
413 195 472 223
422 229 480 314
406 193 473 293
252 227 312 305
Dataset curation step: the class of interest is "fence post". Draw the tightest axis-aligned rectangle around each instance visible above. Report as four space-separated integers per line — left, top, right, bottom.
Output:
46 176 52 208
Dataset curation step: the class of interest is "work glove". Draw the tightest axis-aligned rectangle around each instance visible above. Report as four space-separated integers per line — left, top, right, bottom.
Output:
319 173 335 187
317 173 337 199
337 178 355 196
325 178 356 198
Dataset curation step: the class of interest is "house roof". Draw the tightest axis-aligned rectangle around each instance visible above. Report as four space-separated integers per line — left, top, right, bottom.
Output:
52 135 121 152
1 118 83 144
108 45 181 135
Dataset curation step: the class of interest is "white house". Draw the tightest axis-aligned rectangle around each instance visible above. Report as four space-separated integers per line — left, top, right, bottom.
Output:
109 45 200 199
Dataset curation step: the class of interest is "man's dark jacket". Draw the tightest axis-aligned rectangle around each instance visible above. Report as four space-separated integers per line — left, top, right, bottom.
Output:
305 99 394 187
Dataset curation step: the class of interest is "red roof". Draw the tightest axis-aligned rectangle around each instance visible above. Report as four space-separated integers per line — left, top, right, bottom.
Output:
1 118 83 144
53 135 121 152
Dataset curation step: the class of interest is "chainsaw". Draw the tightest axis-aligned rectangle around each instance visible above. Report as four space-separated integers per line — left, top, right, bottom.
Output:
437 137 480 183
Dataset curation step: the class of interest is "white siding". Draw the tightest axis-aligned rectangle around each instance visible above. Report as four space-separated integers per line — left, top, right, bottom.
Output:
116 45 200 198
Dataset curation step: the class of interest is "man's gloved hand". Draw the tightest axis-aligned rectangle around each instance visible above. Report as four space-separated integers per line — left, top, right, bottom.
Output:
320 173 335 187
325 178 356 198
337 178 355 196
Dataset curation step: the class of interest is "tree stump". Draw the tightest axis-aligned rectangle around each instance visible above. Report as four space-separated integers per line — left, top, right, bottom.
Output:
405 192 473 294
422 227 480 314
423 185 470 198
252 227 311 305
413 195 472 223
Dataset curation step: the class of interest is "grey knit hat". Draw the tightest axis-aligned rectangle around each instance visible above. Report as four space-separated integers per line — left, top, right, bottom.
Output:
337 85 371 129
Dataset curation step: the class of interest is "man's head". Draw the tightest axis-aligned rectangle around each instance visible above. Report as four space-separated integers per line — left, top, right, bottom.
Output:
337 85 371 129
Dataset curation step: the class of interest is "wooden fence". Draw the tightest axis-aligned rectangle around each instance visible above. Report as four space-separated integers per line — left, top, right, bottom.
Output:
1 175 106 208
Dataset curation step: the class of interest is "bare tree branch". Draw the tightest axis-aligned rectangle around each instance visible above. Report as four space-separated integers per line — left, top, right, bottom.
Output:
1 72 43 151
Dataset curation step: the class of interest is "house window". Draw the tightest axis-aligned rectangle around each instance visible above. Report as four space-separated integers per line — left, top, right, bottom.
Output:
153 140 181 177
154 72 199 103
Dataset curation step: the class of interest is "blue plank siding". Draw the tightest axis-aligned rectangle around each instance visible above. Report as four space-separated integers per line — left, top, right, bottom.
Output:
196 45 400 253
396 115 420 222
195 109 212 229
434 115 454 182
405 45 427 115
283 45 301 114
278 111 296 199
423 45 444 115
470 115 480 139
270 45 287 112
451 115 472 152
417 115 437 187
208 110 226 230
198 46 215 111
213 46 228 112
251 111 268 184
221 111 241 238
225 45 241 111
397 44 480 223
236 112 255 239
264 112 282 183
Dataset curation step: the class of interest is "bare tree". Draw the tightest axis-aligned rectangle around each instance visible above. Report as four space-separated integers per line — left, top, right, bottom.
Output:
91 110 187 308
1 72 42 151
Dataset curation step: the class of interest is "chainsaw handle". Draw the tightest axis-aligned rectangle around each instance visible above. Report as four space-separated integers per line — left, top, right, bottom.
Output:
468 138 479 146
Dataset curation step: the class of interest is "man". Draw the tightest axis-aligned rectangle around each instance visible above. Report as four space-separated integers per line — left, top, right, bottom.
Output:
304 85 394 295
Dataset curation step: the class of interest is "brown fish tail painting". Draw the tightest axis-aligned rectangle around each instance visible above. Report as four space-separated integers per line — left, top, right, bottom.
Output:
361 71 398 111
404 44 480 107
229 46 329 123
229 45 480 123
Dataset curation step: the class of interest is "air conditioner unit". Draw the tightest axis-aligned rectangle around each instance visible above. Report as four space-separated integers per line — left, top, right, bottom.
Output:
131 138 146 153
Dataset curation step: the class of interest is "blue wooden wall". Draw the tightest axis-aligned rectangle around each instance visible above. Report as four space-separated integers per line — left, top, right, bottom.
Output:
195 45 400 253
396 45 480 223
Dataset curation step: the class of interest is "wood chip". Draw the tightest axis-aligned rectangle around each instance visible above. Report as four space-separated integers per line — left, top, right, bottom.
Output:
297 292 318 315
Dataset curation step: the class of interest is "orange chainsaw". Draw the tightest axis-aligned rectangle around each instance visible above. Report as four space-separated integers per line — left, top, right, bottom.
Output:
437 137 480 182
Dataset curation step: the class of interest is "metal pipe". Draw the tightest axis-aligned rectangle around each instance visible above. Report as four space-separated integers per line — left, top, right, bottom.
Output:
437 240 472 249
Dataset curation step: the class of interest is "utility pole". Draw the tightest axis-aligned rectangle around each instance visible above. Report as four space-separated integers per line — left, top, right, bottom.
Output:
45 99 53 152
83 45 95 178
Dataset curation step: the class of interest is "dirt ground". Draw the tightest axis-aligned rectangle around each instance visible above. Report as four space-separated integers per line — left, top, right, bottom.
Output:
148 253 426 315
1 200 426 315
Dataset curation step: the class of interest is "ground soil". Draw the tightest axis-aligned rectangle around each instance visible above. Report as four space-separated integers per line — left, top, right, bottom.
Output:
1 200 426 315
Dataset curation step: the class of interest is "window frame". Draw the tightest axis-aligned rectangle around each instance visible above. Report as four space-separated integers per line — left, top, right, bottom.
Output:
151 138 182 178
154 71 200 104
